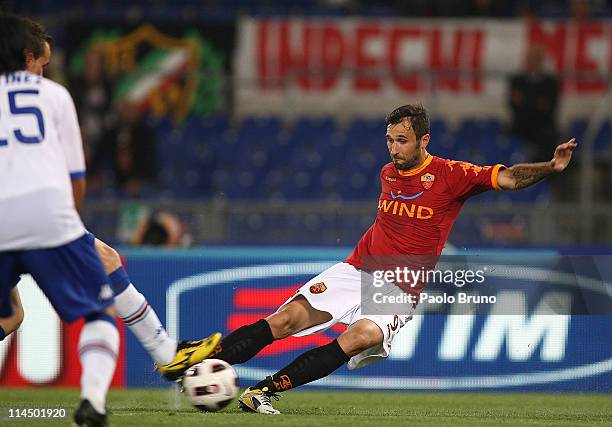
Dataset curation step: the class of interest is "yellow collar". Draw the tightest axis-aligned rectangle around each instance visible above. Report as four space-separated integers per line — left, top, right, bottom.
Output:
397 154 433 176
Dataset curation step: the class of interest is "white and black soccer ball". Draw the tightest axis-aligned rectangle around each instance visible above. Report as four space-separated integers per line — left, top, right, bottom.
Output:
181 359 239 412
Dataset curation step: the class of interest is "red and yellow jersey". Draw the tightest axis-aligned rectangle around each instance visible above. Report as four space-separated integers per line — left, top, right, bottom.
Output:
345 155 505 270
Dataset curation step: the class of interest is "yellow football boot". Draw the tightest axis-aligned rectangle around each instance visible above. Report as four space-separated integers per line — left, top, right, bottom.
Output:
156 332 222 381
238 386 281 414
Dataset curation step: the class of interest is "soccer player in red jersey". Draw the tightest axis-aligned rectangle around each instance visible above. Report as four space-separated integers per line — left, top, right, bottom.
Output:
209 104 577 414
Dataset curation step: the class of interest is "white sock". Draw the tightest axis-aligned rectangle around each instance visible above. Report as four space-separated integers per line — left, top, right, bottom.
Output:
78 319 119 415
114 284 177 365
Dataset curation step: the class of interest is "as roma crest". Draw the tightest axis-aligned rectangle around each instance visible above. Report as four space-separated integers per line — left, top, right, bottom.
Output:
309 282 327 294
420 173 435 189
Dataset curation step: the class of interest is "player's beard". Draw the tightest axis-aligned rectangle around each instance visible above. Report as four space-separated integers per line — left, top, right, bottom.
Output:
391 141 422 170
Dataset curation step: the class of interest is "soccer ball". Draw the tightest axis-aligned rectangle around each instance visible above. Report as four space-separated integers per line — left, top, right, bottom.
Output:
181 359 239 412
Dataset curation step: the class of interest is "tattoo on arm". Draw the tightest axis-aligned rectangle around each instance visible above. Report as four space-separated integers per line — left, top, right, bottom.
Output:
508 163 554 190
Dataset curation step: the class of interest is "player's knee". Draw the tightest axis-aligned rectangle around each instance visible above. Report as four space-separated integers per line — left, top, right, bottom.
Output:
13 309 24 330
339 321 383 357
2 309 25 336
267 296 331 340
266 309 300 340
94 239 122 274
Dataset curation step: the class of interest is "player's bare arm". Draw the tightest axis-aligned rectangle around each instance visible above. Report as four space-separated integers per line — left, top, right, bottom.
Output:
0 288 24 338
496 138 577 190
71 177 86 211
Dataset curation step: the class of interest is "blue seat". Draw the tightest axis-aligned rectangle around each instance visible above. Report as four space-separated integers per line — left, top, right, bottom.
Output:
153 116 174 135
240 116 282 136
455 119 479 138
320 137 349 165
346 119 383 155
456 118 499 138
197 115 229 133
154 115 571 201
339 141 384 175
292 117 337 138
499 181 550 203
348 117 382 134
569 120 588 141
430 118 448 139
266 139 291 163
167 167 206 198
346 171 370 199
434 130 460 159
263 167 288 194
318 168 340 189
281 169 316 200
479 119 502 138
290 145 324 171
476 135 522 165
568 119 610 154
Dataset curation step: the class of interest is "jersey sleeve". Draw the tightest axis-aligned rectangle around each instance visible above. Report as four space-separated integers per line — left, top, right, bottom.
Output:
443 160 505 200
55 86 86 178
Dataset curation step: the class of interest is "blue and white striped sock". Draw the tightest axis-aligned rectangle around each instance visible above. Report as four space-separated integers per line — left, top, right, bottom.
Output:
109 268 176 365
78 315 118 414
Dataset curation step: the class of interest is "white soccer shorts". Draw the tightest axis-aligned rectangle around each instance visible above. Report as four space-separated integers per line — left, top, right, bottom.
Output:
277 262 415 369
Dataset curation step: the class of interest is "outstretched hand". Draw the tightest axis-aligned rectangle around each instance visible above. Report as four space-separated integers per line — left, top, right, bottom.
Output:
550 138 577 172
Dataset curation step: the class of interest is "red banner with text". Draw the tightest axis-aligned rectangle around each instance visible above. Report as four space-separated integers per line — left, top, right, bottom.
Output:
235 18 611 120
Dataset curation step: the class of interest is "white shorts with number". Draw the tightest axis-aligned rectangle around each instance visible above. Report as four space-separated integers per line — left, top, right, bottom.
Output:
277 262 415 369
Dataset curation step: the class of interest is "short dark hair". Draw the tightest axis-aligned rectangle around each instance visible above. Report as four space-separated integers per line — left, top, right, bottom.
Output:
385 104 430 141
0 14 48 74
23 17 53 52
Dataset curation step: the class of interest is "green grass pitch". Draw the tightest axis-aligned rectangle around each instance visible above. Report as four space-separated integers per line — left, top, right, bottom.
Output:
0 388 610 426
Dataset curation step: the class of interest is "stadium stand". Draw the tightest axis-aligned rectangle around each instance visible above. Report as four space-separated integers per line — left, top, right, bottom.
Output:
148 116 564 202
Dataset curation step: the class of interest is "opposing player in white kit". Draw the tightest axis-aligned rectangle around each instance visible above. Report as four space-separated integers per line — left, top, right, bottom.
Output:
0 15 221 391
0 13 119 426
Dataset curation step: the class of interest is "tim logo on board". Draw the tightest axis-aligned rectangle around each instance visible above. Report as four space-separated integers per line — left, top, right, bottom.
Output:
166 262 612 392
